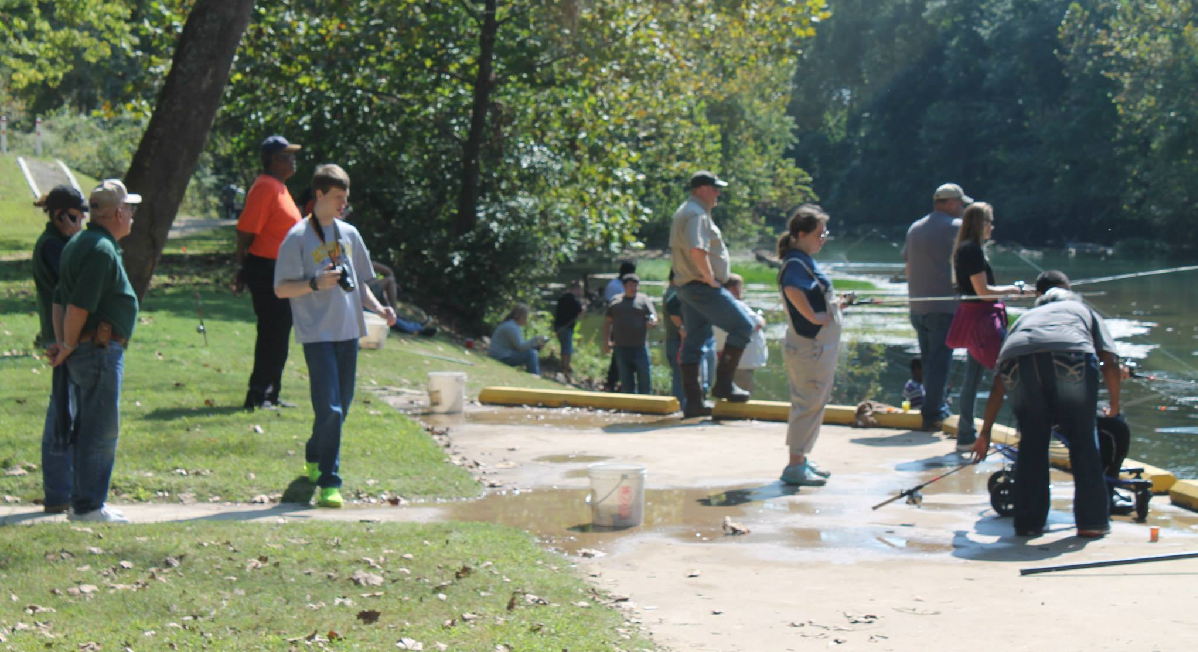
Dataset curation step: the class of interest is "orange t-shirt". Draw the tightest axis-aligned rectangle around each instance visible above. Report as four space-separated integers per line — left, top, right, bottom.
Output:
237 174 302 260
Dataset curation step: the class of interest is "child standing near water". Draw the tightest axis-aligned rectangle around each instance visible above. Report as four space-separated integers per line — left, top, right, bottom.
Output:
903 358 925 411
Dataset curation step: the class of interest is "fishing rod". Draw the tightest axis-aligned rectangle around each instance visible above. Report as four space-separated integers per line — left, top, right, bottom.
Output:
410 350 474 366
848 290 1105 305
1070 264 1198 287
1021 551 1198 576
871 462 972 510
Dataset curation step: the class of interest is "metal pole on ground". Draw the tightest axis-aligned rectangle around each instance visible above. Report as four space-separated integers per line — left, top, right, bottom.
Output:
1020 551 1198 576
35 117 42 156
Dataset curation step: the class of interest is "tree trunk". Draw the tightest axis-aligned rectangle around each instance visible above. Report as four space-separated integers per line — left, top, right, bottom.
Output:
454 0 499 237
122 0 256 300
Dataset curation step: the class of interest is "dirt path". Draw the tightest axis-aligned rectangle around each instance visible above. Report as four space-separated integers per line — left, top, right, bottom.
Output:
5 404 1197 651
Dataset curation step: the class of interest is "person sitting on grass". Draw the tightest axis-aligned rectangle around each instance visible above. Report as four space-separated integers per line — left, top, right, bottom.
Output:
274 164 396 509
903 357 925 410
489 303 547 375
972 270 1120 538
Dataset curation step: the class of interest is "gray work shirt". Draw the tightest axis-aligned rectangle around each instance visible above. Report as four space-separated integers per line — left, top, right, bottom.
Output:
998 291 1116 362
274 218 373 344
669 196 730 285
902 211 961 314
606 293 657 347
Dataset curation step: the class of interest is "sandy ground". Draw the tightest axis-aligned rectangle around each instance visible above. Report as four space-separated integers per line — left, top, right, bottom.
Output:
5 403 1198 651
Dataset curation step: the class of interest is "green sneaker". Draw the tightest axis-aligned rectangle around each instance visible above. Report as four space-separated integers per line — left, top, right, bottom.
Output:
303 461 320 483
780 464 827 487
317 487 344 508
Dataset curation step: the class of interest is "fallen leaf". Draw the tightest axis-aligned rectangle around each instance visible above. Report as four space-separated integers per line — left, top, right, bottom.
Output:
24 605 55 615
722 515 750 536
396 637 423 650
357 610 381 624
251 494 271 504
252 424 264 434
351 570 385 587
335 597 354 606
577 548 605 558
455 565 472 579
78 643 102 651
461 613 479 621
4 466 29 476
78 584 98 594
119 561 134 570
328 631 342 641
163 556 182 568
686 569 701 578
712 610 724 615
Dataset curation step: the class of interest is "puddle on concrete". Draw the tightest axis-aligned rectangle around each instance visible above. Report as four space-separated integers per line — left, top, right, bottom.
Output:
442 484 863 557
562 469 590 480
534 454 612 464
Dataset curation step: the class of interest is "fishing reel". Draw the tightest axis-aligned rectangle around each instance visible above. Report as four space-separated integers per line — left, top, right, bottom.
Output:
905 490 923 507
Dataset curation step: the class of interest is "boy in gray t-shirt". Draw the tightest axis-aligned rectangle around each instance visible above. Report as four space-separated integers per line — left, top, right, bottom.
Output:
274 164 396 508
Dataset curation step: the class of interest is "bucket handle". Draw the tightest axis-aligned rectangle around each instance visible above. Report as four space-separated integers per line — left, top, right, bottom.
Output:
586 473 630 507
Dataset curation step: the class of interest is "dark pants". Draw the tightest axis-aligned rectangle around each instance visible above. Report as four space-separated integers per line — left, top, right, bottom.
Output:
63 342 124 514
1002 351 1108 533
244 254 292 401
910 312 954 427
303 339 359 489
614 345 651 395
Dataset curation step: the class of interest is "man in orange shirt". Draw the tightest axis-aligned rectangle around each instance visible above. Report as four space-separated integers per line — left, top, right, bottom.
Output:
236 135 303 411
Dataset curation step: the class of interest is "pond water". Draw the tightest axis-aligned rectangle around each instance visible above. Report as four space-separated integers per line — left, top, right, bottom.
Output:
559 240 1198 478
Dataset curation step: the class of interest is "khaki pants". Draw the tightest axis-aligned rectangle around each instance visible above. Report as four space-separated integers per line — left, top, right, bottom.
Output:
783 323 841 455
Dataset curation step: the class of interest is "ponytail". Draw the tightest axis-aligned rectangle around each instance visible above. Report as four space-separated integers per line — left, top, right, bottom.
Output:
776 233 792 259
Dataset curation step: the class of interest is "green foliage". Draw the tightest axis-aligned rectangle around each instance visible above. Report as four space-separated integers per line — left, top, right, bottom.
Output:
211 0 826 326
787 0 1195 247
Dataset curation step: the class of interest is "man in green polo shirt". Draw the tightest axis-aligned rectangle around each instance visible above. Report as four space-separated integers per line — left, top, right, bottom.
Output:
47 179 141 523
31 186 88 513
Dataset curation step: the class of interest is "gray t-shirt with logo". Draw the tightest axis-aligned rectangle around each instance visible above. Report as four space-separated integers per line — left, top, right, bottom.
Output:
606 293 657 347
274 217 373 344
902 211 961 314
669 196 730 285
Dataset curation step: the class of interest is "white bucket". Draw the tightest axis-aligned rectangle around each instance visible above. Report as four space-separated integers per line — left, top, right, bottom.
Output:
428 371 467 414
359 312 389 350
586 463 646 528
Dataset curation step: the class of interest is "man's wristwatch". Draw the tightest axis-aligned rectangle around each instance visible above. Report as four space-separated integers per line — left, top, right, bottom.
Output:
309 276 320 292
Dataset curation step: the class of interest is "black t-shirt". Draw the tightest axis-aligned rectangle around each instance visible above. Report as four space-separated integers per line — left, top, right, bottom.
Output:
553 293 584 330
954 241 994 296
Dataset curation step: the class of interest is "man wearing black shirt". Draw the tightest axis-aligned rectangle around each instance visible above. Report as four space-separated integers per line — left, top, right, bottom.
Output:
553 281 586 379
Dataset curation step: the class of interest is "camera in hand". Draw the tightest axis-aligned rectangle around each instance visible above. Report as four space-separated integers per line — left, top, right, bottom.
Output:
334 263 356 292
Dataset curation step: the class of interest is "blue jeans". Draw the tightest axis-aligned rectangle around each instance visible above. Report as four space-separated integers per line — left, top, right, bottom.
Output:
676 283 753 365
499 349 540 375
665 337 684 407
392 317 424 334
556 325 575 356
701 336 716 392
64 342 124 514
957 354 984 444
303 340 359 489
41 390 73 508
614 345 651 395
1002 351 1108 533
910 312 954 426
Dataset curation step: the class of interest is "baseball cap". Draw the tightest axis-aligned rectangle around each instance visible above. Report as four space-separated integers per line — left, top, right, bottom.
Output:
40 185 88 214
690 170 729 189
260 135 302 156
933 183 973 204
89 179 142 213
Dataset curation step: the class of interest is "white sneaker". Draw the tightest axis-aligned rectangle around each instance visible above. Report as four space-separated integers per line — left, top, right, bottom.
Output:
67 505 130 524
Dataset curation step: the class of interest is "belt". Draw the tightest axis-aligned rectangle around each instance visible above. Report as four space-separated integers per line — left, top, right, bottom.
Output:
78 323 129 349
685 280 709 286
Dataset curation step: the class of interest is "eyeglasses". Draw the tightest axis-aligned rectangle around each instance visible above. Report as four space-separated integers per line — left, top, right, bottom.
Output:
819 230 830 240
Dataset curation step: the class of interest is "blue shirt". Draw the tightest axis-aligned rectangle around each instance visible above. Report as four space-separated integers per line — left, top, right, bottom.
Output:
780 249 831 339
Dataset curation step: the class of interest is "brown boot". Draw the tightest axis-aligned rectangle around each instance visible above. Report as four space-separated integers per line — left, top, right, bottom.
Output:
712 346 751 402
680 363 712 418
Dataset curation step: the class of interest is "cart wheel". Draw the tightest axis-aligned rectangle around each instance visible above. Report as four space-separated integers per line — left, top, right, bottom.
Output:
987 470 1006 493
990 472 1016 517
1134 488 1150 523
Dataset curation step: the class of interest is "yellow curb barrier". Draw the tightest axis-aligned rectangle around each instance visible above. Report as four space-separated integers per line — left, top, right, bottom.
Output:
477 387 679 415
1045 447 1174 494
1169 480 1198 511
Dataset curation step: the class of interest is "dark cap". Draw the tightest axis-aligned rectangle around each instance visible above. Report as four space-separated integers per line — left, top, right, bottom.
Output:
622 273 641 284
690 170 728 189
39 185 88 214
260 135 302 156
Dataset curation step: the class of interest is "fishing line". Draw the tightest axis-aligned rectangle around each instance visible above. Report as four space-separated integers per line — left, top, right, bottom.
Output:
1070 264 1198 287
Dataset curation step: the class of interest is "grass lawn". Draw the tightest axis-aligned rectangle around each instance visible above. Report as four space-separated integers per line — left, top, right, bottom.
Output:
0 153 101 258
0 520 649 651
